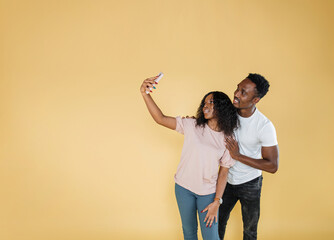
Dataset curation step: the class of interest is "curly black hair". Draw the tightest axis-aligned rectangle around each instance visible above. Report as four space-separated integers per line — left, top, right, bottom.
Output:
195 91 239 136
247 73 270 98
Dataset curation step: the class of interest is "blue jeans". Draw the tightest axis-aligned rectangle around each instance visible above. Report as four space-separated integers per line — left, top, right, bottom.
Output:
175 183 220 240
218 176 263 240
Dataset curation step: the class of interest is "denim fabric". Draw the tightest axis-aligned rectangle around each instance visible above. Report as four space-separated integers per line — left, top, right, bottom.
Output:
175 183 220 240
218 176 263 240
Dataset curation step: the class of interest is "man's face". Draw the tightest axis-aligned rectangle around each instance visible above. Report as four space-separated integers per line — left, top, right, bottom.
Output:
233 78 259 109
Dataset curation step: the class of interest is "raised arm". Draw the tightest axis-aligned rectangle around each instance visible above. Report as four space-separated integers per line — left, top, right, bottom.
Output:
225 136 279 173
140 76 176 130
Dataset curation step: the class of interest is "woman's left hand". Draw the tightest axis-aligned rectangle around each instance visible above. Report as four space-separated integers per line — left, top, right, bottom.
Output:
201 201 220 228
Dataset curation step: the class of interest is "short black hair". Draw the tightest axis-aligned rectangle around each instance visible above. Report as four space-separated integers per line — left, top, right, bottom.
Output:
247 73 270 98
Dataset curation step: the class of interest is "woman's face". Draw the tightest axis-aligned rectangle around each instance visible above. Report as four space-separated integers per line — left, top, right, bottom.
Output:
202 94 215 120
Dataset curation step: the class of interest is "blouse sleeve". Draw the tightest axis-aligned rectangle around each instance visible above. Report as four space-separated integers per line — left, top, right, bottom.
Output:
219 148 236 168
175 116 185 135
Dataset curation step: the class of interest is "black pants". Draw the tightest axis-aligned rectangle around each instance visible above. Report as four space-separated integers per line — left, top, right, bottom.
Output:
218 176 263 240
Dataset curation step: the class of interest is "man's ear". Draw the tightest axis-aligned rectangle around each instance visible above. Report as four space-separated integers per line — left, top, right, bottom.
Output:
252 97 260 104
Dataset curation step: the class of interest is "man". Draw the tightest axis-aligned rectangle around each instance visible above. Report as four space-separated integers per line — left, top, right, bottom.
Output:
219 73 279 240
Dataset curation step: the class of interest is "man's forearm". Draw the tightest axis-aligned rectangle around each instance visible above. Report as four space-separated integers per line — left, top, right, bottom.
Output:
234 154 278 173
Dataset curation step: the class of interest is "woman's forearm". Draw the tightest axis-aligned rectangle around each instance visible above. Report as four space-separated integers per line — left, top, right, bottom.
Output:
215 167 229 200
140 77 176 130
142 93 165 124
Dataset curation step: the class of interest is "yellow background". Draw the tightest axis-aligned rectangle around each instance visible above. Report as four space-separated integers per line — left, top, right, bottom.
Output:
1 0 334 239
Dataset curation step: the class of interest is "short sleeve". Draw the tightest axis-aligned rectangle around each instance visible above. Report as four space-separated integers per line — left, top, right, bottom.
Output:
175 116 185 135
175 116 196 135
260 121 278 147
220 149 236 168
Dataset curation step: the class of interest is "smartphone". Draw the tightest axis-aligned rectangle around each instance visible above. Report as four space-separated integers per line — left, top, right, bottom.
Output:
146 72 164 94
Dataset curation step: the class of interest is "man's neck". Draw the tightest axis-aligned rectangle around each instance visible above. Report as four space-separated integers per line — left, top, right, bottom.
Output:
238 106 257 118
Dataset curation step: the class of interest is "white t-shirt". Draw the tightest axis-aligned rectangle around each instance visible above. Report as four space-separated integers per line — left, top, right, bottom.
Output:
227 108 278 185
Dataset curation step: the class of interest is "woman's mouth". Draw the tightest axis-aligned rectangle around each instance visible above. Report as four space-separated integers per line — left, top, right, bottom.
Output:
233 98 239 104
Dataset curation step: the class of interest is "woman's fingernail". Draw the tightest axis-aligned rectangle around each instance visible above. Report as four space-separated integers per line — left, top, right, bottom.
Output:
155 82 158 84
153 86 156 89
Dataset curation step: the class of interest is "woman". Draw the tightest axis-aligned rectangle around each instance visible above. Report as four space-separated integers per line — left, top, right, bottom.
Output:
140 75 238 240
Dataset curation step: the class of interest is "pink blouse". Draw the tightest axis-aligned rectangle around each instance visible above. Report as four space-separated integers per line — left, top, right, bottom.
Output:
174 117 235 195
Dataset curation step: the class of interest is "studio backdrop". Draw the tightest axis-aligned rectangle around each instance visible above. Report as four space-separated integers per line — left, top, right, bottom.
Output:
1 0 333 239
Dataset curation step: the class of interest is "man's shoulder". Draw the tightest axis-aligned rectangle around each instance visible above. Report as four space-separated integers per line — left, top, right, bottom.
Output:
236 109 275 135
255 109 274 127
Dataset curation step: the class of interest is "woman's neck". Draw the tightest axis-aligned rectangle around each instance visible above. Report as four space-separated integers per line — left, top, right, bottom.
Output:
207 119 219 132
